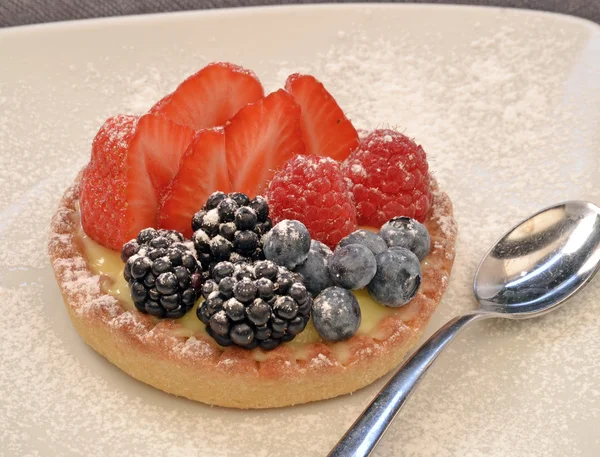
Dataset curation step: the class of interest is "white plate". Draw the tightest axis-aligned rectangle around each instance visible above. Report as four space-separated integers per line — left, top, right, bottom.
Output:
1 4 599 456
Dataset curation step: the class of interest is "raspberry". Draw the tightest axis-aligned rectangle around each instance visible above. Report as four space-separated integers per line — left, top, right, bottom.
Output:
342 129 431 227
265 155 357 249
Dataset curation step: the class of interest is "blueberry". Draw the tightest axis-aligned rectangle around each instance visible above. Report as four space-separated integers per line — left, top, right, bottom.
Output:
217 198 238 222
379 216 431 260
250 196 269 222
233 263 254 281
328 244 377 290
338 229 387 256
262 220 311 269
312 287 361 342
310 240 332 258
234 207 258 230
233 278 258 303
295 244 334 297
229 192 251 207
204 191 228 210
368 247 422 307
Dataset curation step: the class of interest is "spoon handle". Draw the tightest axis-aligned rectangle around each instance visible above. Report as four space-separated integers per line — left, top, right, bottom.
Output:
328 311 490 457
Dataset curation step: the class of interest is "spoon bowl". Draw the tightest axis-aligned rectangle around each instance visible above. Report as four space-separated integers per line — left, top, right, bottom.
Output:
329 201 600 457
475 201 600 317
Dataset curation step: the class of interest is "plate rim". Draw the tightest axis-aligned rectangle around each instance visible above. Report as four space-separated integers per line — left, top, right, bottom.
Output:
1 2 599 37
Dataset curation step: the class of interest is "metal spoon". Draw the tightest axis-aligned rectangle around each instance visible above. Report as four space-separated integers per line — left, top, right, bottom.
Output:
329 200 600 457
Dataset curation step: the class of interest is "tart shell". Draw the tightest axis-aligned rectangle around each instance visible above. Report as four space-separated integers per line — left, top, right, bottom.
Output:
49 174 457 409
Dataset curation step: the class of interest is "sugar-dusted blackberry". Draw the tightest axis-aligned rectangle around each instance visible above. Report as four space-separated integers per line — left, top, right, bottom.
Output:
122 229 202 319
204 191 227 210
121 240 140 263
229 192 251 207
217 198 238 222
235 207 258 230
250 196 269 222
234 230 259 253
197 259 310 350
191 191 273 270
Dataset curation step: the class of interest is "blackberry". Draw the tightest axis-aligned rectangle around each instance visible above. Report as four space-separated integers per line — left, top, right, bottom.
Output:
191 191 273 272
121 229 202 319
196 260 311 350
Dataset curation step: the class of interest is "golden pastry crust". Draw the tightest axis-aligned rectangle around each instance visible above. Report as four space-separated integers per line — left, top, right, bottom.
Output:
48 174 457 409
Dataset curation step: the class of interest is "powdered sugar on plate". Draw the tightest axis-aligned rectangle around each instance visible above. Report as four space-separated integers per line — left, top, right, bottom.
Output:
1 5 599 457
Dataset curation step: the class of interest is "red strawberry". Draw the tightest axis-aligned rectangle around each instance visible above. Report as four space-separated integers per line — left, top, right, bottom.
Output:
225 89 305 197
158 128 230 237
266 155 357 249
342 129 431 227
150 62 264 130
285 73 358 161
80 114 194 250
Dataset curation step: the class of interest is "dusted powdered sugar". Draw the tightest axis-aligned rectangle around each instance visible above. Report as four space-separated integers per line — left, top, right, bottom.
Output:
1 5 600 457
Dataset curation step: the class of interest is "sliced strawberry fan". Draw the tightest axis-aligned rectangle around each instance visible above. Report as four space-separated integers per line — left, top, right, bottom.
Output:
150 62 264 130
225 89 305 198
80 114 194 250
158 128 230 237
285 73 358 162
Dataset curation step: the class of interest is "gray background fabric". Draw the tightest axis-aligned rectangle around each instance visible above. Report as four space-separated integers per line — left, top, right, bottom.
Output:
1 0 599 28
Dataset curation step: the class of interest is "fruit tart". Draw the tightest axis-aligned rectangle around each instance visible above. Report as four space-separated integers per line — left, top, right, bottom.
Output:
49 62 457 409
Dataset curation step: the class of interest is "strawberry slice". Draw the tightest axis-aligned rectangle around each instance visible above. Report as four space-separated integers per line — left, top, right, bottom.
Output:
158 128 230 237
150 62 264 130
80 114 194 250
285 73 358 161
225 89 305 197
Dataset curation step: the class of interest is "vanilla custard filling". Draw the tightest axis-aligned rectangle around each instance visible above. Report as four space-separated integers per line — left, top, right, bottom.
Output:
76 214 421 362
